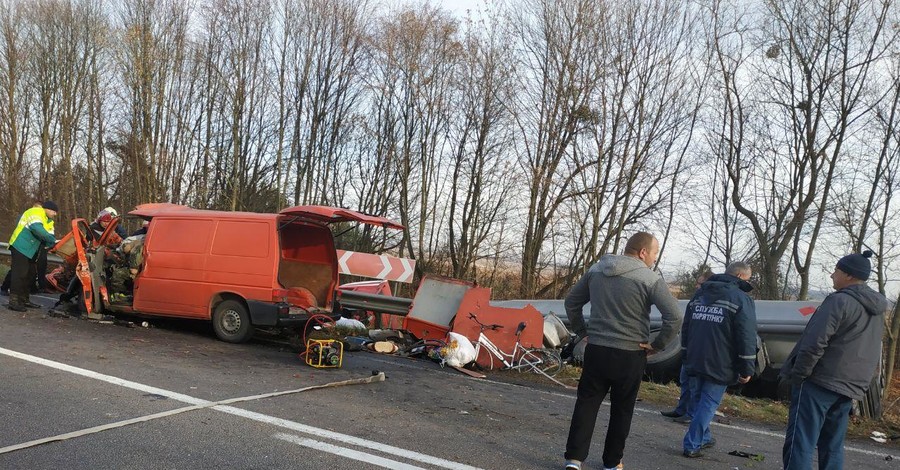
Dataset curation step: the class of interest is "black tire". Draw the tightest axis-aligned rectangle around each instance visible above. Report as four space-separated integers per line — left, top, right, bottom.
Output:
858 353 885 419
645 328 682 384
212 299 253 343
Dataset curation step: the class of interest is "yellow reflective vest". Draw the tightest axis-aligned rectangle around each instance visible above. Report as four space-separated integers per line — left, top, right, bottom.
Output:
9 207 56 259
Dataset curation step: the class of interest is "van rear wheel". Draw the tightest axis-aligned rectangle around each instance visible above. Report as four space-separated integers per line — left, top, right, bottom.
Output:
213 300 253 343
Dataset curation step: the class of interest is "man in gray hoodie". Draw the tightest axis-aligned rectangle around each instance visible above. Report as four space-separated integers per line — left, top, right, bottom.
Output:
563 232 682 470
780 251 887 470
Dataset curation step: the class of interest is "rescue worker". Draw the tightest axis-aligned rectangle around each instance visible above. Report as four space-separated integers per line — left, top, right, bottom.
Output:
108 235 145 300
6 201 58 311
2 203 54 296
90 208 126 239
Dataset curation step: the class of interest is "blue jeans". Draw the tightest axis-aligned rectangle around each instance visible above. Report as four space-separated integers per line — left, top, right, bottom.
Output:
683 376 727 452
782 381 851 470
674 365 692 417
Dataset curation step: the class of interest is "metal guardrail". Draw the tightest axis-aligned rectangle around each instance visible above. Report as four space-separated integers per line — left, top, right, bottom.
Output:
0 242 65 264
337 289 413 315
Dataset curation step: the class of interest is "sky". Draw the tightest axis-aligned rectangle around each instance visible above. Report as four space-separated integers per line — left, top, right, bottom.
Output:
421 0 489 17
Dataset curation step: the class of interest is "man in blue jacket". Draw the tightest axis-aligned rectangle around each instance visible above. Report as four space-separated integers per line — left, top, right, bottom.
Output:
781 251 886 470
563 232 682 470
681 261 756 458
6 201 59 312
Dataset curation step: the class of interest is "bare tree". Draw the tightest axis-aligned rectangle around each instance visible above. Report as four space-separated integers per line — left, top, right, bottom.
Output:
366 4 461 276
558 0 704 297
0 0 32 224
282 0 372 208
508 0 605 297
446 8 517 280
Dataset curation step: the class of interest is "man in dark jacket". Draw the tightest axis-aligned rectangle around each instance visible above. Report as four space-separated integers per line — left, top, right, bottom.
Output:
661 269 714 423
680 262 756 458
781 251 886 470
563 232 682 470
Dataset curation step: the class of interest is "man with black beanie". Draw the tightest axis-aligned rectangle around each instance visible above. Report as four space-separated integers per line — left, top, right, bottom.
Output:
780 251 887 470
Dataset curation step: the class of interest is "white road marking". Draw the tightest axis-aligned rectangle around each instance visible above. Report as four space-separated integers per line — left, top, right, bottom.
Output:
274 433 427 470
363 357 895 459
0 346 482 469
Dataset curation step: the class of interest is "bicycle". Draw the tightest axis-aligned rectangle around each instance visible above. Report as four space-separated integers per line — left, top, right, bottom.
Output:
467 313 564 382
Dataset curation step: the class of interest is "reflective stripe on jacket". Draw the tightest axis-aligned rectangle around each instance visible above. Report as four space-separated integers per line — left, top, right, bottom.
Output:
9 207 57 259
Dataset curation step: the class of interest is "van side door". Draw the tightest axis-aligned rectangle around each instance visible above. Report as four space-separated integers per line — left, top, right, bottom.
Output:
133 217 215 317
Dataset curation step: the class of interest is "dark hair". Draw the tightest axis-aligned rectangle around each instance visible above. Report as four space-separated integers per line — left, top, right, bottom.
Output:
624 232 656 255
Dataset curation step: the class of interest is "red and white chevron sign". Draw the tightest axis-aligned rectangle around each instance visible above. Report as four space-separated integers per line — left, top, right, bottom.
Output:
336 250 416 283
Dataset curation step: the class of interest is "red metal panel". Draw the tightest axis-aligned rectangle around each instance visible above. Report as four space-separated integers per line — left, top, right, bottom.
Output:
279 206 404 230
451 287 544 369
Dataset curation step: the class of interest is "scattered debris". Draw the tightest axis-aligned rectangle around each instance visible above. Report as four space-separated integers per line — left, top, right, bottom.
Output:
370 341 398 354
451 366 486 378
728 450 764 461
343 336 372 351
872 431 888 443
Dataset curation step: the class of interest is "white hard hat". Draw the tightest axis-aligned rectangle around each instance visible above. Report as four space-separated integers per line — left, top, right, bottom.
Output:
103 207 119 217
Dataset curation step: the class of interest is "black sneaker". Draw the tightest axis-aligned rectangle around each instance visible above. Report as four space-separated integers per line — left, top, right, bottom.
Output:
23 301 41 309
683 449 704 458
7 303 26 312
701 438 716 449
660 409 683 418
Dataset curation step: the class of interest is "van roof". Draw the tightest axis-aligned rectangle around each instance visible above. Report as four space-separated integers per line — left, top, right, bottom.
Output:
129 203 404 229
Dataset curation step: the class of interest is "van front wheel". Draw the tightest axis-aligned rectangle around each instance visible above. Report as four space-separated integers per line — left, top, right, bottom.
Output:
213 300 253 343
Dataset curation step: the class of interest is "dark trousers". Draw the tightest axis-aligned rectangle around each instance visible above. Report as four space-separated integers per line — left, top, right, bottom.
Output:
783 381 851 470
36 248 48 290
565 344 647 468
3 248 47 293
9 246 36 307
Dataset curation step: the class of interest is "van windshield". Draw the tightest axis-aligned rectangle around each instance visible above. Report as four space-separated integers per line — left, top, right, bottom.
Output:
277 222 336 309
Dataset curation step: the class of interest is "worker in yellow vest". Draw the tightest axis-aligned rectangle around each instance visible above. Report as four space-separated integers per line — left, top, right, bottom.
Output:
6 201 58 312
2 202 55 296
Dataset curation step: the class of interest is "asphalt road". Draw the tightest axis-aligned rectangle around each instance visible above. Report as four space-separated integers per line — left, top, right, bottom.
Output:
1 294 897 469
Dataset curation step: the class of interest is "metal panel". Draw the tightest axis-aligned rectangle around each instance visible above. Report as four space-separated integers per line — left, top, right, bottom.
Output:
406 276 474 328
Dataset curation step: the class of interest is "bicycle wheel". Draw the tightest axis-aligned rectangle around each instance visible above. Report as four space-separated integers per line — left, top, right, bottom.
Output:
518 348 563 377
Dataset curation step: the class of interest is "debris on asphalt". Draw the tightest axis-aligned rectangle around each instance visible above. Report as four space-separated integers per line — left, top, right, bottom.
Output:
335 316 367 331
369 340 398 354
728 450 764 461
343 336 372 351
369 329 405 341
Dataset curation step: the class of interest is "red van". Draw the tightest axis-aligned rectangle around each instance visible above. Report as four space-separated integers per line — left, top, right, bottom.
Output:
60 203 403 343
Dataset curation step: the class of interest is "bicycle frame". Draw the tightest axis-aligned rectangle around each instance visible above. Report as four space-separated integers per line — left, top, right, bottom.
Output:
473 330 524 370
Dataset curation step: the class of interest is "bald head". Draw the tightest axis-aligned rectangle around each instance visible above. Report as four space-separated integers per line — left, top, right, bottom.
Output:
624 232 660 268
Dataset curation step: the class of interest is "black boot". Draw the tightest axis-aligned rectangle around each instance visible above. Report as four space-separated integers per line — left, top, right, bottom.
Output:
7 294 26 312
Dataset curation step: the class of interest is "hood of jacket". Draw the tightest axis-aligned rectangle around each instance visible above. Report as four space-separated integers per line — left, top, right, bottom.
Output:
839 283 888 316
598 254 651 277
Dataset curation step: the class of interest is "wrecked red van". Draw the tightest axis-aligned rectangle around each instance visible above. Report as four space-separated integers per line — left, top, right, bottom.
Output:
63 203 403 343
